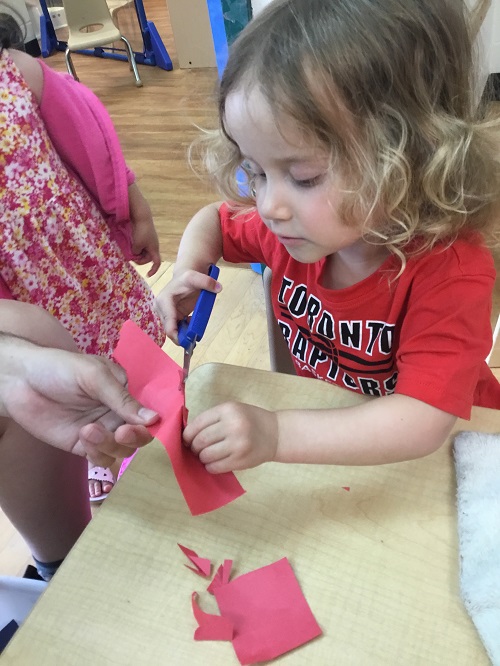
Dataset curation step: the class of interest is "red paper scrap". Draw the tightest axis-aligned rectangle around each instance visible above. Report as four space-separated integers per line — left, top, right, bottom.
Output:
179 544 212 577
214 557 322 665
207 559 233 595
114 321 245 515
342 486 350 492
191 592 234 641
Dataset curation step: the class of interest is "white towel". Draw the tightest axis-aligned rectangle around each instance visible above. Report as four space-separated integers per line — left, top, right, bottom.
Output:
454 431 500 666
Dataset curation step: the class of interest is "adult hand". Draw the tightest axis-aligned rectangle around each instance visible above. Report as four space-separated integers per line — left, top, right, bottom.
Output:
0 337 159 467
183 401 279 473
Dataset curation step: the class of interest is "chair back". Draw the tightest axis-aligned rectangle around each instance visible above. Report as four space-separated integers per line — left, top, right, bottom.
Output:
62 0 115 33
263 267 297 375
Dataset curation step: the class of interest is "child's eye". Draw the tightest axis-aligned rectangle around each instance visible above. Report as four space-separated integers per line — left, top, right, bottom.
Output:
292 175 324 188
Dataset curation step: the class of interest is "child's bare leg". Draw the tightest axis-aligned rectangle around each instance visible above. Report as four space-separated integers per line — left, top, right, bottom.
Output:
0 415 91 565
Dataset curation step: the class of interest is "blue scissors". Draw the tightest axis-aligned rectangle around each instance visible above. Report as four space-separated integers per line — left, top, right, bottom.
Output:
178 264 220 384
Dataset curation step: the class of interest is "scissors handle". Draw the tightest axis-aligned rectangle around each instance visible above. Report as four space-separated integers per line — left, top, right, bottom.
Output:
178 264 220 351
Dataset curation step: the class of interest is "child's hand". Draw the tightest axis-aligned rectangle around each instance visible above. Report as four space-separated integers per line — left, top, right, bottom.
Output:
128 183 161 276
131 221 161 276
183 402 279 473
155 269 222 342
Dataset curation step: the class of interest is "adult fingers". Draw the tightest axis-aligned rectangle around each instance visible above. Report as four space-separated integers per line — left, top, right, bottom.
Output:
78 422 150 467
78 423 118 467
114 423 154 447
83 360 159 427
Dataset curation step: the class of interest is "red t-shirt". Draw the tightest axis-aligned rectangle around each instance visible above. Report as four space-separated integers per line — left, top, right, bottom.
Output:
220 203 500 419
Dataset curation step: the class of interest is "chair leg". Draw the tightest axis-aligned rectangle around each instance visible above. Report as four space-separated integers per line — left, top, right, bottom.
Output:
120 36 143 87
64 48 79 82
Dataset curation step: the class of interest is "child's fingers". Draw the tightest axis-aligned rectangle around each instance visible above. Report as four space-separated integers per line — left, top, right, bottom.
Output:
132 251 149 265
183 269 222 295
154 294 178 341
147 254 162 277
183 408 220 447
205 459 234 475
198 440 229 465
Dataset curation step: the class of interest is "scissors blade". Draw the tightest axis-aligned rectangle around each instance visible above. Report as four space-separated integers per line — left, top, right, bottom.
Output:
177 264 220 386
182 343 194 384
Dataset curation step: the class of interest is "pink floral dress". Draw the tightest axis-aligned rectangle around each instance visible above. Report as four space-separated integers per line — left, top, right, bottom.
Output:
0 51 164 356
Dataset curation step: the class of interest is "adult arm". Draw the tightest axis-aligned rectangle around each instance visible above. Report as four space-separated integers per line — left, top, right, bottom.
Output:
0 302 158 467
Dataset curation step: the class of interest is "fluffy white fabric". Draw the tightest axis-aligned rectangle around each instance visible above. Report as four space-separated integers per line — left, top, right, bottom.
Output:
454 431 500 665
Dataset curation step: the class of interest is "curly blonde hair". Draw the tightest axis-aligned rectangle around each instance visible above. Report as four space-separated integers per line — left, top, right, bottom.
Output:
193 0 500 261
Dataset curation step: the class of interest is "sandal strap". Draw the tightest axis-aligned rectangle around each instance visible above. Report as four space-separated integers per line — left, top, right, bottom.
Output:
88 466 115 484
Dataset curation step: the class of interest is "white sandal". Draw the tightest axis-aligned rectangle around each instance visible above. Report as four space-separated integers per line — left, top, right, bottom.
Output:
88 466 115 503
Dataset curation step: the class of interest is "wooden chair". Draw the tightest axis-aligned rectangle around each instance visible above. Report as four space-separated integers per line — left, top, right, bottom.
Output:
62 0 142 87
262 266 296 375
487 314 500 367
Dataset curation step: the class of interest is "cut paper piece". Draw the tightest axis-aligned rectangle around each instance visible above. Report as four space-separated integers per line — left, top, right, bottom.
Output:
179 544 212 577
117 450 137 480
342 486 350 492
207 559 233 595
214 557 322 665
192 592 234 641
114 321 245 515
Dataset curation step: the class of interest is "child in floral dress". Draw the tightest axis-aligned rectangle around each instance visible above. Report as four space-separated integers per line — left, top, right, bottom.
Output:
0 39 165 500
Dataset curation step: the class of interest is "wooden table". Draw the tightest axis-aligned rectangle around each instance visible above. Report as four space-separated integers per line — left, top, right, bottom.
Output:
3 363 499 664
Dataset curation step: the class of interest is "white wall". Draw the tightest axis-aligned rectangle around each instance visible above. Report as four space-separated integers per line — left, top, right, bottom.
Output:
485 1 500 73
251 0 271 15
2 0 37 42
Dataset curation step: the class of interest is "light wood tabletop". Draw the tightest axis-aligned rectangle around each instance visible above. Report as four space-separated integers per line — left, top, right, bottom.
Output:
3 362 499 665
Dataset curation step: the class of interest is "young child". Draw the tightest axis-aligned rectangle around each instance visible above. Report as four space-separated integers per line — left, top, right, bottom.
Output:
0 15 165 499
157 0 500 474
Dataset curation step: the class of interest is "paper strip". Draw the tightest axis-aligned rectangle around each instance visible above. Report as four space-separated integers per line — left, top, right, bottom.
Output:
114 320 245 515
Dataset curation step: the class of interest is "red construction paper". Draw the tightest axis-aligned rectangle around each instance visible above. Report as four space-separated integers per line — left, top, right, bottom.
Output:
342 486 350 492
191 592 234 641
214 558 322 665
207 559 233 595
179 544 212 577
114 320 245 515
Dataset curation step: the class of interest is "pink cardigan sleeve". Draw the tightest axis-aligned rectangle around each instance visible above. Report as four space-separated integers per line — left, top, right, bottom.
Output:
38 61 134 259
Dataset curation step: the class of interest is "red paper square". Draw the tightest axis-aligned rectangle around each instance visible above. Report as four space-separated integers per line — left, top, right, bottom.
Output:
214 558 322 665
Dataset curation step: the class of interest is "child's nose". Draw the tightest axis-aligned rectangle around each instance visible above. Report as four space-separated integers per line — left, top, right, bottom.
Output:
258 181 292 222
